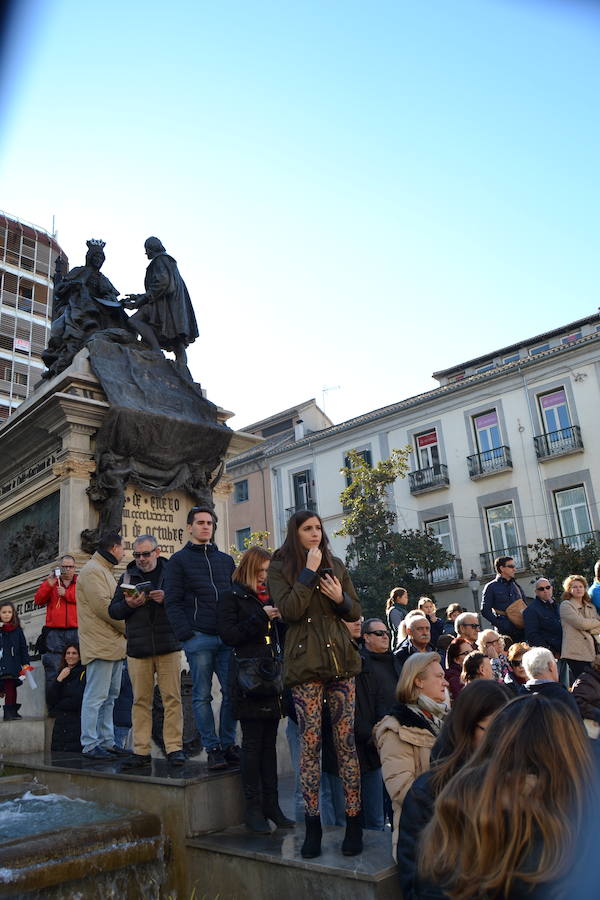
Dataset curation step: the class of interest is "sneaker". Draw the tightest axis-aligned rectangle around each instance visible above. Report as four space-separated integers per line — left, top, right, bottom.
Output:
207 748 228 770
122 754 152 768
223 744 241 766
105 746 132 756
167 750 186 766
82 747 114 760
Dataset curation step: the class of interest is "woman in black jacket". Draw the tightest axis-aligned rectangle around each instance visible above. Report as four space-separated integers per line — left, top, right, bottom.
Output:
47 644 86 752
217 547 294 834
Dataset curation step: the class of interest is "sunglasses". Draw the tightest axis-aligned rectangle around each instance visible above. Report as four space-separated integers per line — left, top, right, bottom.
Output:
536 586 552 591
367 630 389 637
133 550 154 559
62 565 76 569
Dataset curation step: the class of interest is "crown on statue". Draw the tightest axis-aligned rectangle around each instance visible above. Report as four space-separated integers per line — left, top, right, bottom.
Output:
86 239 106 249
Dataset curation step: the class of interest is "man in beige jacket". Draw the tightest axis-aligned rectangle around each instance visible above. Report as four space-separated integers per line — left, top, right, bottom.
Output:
77 532 127 760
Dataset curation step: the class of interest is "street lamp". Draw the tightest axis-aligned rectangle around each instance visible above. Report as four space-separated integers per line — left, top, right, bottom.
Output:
468 569 481 612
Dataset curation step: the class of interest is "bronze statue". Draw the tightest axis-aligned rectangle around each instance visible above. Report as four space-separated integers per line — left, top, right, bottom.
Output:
124 237 199 367
42 240 132 379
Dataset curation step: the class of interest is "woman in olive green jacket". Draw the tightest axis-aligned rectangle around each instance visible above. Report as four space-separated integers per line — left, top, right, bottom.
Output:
268 511 362 860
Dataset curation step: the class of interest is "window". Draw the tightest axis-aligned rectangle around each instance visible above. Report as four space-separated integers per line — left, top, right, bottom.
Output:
292 470 313 509
473 410 503 461
538 389 571 435
235 527 251 551
529 343 550 356
555 487 592 546
503 353 520 364
562 332 581 345
425 518 458 583
344 449 372 486
13 372 27 386
486 502 523 567
414 430 440 470
234 479 248 503
475 363 494 374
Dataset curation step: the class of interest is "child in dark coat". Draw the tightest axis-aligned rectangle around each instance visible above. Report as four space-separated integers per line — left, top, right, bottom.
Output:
0 602 30 720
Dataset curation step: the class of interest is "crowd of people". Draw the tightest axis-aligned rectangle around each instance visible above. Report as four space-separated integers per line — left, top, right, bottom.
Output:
2 515 600 894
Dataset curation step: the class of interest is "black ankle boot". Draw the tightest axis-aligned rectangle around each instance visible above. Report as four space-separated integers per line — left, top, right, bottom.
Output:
262 794 295 828
341 813 363 856
244 802 271 834
301 814 322 859
3 705 19 721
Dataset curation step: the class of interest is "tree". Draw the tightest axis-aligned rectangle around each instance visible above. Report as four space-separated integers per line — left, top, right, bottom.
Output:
336 449 453 619
527 536 600 597
229 530 273 565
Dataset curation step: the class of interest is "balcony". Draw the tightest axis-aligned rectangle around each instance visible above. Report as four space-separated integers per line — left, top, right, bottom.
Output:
408 464 450 495
480 545 529 575
285 499 317 518
548 531 600 551
427 557 463 585
534 426 583 461
467 446 512 479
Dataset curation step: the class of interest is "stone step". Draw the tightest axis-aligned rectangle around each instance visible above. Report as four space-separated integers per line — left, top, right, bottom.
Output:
187 824 398 900
0 717 45 754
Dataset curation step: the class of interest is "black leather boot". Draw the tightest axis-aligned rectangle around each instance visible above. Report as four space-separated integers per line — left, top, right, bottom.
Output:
301 814 322 859
262 794 295 828
244 802 271 834
341 813 363 856
3 705 19 721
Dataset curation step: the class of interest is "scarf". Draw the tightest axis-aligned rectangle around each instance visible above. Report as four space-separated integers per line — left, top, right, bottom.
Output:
407 693 448 735
0 622 17 632
256 583 270 605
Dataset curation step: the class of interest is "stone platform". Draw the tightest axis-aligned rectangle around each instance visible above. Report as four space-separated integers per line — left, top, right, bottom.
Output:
0 717 45 754
187 825 398 900
3 751 244 897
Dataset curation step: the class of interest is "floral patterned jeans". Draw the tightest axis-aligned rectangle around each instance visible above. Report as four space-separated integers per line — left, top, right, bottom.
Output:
291 678 361 817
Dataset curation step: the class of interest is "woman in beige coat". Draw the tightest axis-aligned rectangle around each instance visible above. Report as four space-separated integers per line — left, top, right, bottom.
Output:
560 574 600 682
373 651 449 850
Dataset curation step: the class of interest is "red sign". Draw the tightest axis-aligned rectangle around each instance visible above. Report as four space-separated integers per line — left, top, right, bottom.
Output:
417 430 437 448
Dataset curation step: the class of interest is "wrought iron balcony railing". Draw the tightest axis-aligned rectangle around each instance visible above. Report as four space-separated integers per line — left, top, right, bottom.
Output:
480 545 528 575
548 530 600 551
427 557 463 585
467 446 512 478
534 426 583 460
408 464 450 494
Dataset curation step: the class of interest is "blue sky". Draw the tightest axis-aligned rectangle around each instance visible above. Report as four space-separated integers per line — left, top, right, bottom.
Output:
1 0 599 428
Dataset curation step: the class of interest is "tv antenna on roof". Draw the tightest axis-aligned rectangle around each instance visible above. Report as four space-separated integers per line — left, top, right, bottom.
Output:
321 384 340 411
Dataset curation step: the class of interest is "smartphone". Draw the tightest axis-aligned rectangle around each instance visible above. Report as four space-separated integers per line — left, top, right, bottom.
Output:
319 568 334 578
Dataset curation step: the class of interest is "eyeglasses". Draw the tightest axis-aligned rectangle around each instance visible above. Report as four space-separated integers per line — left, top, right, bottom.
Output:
503 564 516 569
366 630 389 637
62 565 76 569
464 623 480 629
536 586 552 591
133 550 154 559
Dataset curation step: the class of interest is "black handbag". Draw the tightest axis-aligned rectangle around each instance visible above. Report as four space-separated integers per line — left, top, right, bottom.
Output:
235 622 283 697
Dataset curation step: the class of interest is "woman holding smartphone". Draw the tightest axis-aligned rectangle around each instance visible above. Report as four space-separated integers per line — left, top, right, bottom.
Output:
268 510 362 859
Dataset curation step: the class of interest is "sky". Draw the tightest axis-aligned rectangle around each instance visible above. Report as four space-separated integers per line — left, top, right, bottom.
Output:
1 0 599 430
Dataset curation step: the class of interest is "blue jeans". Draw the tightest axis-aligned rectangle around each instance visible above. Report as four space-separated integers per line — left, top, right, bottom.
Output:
80 659 123 752
182 631 236 751
361 767 385 831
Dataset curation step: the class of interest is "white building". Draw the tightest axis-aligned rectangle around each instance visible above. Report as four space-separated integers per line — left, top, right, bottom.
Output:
265 314 600 609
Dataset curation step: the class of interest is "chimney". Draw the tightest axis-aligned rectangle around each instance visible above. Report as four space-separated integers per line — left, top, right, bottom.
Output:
294 418 305 441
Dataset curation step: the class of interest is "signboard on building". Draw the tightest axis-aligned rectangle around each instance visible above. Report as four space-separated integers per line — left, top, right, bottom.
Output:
122 486 190 557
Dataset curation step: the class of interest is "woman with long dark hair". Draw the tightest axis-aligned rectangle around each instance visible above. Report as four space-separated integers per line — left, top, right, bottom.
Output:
218 547 294 833
47 643 86 752
385 587 408 648
268 511 362 858
398 680 510 898
418 694 594 899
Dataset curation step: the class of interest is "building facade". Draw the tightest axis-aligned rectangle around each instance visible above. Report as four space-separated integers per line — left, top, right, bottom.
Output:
263 314 600 610
0 213 67 421
224 400 332 552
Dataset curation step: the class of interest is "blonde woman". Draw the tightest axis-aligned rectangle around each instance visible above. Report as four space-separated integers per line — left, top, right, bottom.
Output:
477 628 511 682
417 597 443 646
374 651 448 850
560 574 600 682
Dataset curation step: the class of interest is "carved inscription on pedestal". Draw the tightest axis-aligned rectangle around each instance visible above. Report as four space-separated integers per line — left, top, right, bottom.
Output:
121 486 190 557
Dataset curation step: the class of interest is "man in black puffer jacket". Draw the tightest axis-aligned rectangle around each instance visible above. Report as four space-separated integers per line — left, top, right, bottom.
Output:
164 507 237 771
109 534 184 767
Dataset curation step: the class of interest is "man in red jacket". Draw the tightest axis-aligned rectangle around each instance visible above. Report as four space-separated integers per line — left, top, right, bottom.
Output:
34 555 79 699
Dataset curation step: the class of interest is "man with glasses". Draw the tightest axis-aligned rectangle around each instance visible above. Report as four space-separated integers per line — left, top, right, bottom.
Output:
34 555 79 698
454 612 480 649
481 556 526 644
523 578 562 658
110 534 184 767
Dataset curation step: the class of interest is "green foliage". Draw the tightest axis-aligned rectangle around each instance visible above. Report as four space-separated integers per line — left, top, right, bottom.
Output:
527 536 600 597
337 449 453 619
229 530 273 565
